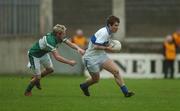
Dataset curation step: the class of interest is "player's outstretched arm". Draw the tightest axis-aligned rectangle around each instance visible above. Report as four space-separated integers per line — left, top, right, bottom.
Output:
64 39 85 55
51 50 76 66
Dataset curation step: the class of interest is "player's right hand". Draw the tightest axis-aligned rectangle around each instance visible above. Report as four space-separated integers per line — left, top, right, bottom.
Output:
69 60 77 66
77 48 85 55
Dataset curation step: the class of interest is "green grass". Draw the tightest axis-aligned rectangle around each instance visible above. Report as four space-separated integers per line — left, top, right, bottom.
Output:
0 74 180 111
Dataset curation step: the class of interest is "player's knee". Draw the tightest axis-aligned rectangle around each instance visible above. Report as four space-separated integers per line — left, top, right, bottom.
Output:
46 67 54 73
112 69 119 75
111 70 121 79
93 78 99 83
94 77 100 83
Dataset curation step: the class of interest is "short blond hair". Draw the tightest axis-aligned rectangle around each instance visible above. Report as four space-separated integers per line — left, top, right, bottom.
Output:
53 24 66 33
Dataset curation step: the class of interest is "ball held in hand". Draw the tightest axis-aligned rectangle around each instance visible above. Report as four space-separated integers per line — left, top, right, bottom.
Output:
109 40 122 51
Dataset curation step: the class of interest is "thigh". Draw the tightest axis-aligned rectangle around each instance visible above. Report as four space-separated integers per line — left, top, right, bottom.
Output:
28 55 41 75
40 54 53 69
84 55 108 74
84 59 100 74
102 59 119 74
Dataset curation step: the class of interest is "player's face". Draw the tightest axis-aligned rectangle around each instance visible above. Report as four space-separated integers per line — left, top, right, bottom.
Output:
57 32 66 39
109 22 119 33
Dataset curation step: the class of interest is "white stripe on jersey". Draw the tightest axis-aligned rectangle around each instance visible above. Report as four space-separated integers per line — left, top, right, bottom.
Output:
44 36 55 49
39 36 46 49
39 36 56 51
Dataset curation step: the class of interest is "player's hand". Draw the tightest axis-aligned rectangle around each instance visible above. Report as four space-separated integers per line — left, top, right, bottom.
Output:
105 45 113 53
77 48 85 55
69 60 77 66
105 45 113 52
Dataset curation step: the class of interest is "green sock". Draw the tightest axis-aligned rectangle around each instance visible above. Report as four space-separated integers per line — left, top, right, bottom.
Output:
25 83 34 92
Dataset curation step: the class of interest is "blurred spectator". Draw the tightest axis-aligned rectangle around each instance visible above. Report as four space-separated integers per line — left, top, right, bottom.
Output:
163 35 176 79
71 29 88 49
172 28 180 52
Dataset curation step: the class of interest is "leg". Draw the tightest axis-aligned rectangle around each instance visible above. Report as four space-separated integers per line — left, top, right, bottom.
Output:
163 60 168 79
25 75 41 96
25 55 41 96
32 67 54 90
80 73 100 96
85 73 100 86
169 60 175 79
32 54 54 89
41 67 54 78
102 59 124 86
41 54 54 78
30 67 54 90
80 58 101 96
102 59 134 97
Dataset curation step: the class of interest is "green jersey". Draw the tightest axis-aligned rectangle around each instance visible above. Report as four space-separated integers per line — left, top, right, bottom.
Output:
29 32 67 58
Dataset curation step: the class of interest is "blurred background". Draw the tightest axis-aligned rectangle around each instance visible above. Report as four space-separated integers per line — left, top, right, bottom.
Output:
0 0 180 78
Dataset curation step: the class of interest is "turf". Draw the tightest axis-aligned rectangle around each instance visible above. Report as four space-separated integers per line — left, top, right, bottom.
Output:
0 74 180 111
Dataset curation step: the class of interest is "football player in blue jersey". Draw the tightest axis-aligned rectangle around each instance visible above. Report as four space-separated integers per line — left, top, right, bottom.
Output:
80 15 134 97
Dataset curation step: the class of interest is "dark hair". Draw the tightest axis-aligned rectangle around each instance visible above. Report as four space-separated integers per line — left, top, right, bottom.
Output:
106 15 120 26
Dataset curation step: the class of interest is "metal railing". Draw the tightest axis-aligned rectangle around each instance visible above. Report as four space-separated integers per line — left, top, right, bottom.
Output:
0 0 40 37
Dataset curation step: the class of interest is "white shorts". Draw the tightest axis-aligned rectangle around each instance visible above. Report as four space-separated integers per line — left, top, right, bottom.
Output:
27 53 53 75
83 54 109 74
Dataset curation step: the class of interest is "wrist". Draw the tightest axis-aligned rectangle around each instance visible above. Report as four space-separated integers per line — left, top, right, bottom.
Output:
76 47 80 51
68 60 72 65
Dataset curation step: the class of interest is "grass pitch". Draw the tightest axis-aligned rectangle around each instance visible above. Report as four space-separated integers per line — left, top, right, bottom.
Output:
0 74 180 111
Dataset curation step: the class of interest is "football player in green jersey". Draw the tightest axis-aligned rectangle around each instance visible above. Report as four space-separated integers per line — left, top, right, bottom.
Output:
24 24 85 96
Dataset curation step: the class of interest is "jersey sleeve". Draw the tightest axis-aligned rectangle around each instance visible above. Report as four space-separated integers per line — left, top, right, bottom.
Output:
93 28 109 45
95 33 107 44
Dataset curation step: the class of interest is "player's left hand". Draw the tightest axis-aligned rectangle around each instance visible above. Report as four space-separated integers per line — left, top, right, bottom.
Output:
69 60 77 66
